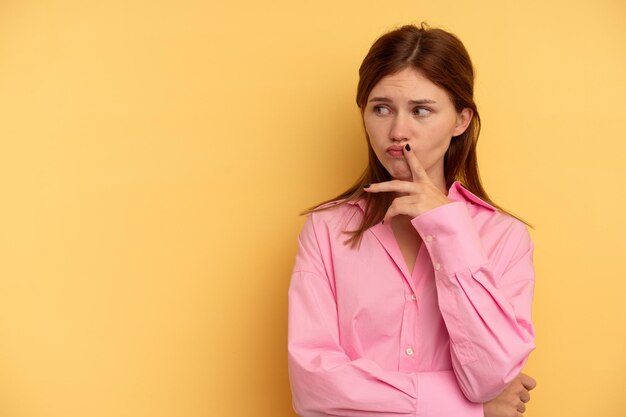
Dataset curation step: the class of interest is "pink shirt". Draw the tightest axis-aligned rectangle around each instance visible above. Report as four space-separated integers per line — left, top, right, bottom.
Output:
287 180 536 417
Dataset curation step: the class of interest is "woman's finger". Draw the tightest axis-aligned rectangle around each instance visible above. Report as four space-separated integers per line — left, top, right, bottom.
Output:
382 195 421 222
383 199 409 222
402 143 429 182
383 199 397 223
363 180 416 194
519 389 531 403
520 374 537 391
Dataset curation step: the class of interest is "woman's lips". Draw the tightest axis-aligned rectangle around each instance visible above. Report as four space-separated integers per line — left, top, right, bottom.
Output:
386 146 405 158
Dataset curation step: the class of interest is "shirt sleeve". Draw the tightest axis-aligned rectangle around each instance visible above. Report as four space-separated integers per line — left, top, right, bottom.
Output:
411 201 536 403
287 214 484 417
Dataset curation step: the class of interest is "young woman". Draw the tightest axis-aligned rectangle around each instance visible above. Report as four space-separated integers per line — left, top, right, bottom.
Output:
288 23 537 417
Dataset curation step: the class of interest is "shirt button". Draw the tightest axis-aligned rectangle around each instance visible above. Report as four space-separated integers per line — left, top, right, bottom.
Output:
434 263 441 271
411 294 417 301
426 235 433 243
405 347 414 356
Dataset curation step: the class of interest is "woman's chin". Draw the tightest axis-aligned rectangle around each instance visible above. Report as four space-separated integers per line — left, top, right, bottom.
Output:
388 168 412 181
384 161 412 181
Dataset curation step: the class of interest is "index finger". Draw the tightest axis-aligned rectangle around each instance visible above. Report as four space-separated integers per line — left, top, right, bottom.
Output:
403 144 428 182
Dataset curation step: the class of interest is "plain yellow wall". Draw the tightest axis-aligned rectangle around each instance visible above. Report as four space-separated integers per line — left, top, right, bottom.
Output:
0 0 624 416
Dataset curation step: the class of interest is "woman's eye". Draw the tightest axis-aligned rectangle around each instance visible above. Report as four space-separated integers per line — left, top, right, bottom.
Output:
373 105 390 115
414 107 431 117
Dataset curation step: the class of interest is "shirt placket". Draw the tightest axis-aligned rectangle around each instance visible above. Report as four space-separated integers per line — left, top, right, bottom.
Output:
368 223 421 372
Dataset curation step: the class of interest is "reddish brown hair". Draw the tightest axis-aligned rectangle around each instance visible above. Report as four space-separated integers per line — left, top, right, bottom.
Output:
304 22 533 247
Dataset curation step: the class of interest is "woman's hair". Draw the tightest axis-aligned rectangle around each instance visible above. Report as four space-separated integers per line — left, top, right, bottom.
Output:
303 22 533 248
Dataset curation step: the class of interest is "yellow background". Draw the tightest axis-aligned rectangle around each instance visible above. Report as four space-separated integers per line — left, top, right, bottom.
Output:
1 1 624 416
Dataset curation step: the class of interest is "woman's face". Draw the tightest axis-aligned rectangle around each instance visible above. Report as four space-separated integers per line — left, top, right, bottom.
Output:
363 67 472 182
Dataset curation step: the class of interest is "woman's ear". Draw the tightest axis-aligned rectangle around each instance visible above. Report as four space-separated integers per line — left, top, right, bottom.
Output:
452 108 473 136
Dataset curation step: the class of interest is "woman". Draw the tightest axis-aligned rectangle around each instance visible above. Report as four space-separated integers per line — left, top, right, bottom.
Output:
288 23 537 417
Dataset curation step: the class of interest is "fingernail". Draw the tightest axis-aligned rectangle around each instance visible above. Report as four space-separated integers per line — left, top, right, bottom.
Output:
363 184 371 188
405 144 411 151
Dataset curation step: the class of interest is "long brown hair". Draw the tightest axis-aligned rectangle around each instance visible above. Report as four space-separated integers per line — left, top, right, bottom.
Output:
303 22 533 248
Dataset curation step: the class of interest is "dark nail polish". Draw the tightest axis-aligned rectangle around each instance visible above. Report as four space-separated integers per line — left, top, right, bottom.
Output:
363 184 371 188
405 144 411 151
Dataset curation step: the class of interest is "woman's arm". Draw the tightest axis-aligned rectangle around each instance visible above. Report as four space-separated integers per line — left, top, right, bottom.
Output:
411 202 536 403
363 146 537 404
287 216 484 417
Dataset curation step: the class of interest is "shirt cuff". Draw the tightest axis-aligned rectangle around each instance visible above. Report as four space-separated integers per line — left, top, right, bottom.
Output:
416 371 484 416
410 202 488 276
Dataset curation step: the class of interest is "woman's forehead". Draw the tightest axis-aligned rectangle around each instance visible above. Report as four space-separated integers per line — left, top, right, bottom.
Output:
369 68 448 102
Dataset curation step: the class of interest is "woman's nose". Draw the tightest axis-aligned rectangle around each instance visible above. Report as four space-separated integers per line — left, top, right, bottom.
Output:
389 113 410 142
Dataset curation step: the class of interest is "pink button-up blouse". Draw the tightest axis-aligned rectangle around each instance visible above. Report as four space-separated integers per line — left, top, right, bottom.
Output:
287 181 536 417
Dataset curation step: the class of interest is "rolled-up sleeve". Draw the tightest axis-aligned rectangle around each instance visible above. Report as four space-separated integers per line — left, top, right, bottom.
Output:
411 202 536 403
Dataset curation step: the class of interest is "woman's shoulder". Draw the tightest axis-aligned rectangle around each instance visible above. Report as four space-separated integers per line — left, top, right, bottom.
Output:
300 198 363 237
451 181 529 232
445 184 533 268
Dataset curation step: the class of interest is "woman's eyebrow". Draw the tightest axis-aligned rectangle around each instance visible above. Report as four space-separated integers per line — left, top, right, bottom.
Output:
368 97 437 105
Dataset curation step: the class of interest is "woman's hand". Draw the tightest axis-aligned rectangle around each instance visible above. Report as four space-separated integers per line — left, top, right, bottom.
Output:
483 373 537 417
363 144 452 222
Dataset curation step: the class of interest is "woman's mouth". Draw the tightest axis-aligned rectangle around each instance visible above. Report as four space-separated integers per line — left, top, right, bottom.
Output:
386 146 405 158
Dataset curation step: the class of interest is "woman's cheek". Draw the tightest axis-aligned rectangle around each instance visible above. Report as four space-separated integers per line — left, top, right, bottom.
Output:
418 141 447 165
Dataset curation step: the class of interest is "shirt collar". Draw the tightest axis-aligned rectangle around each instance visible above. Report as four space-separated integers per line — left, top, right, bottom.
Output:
447 180 497 211
346 180 497 212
